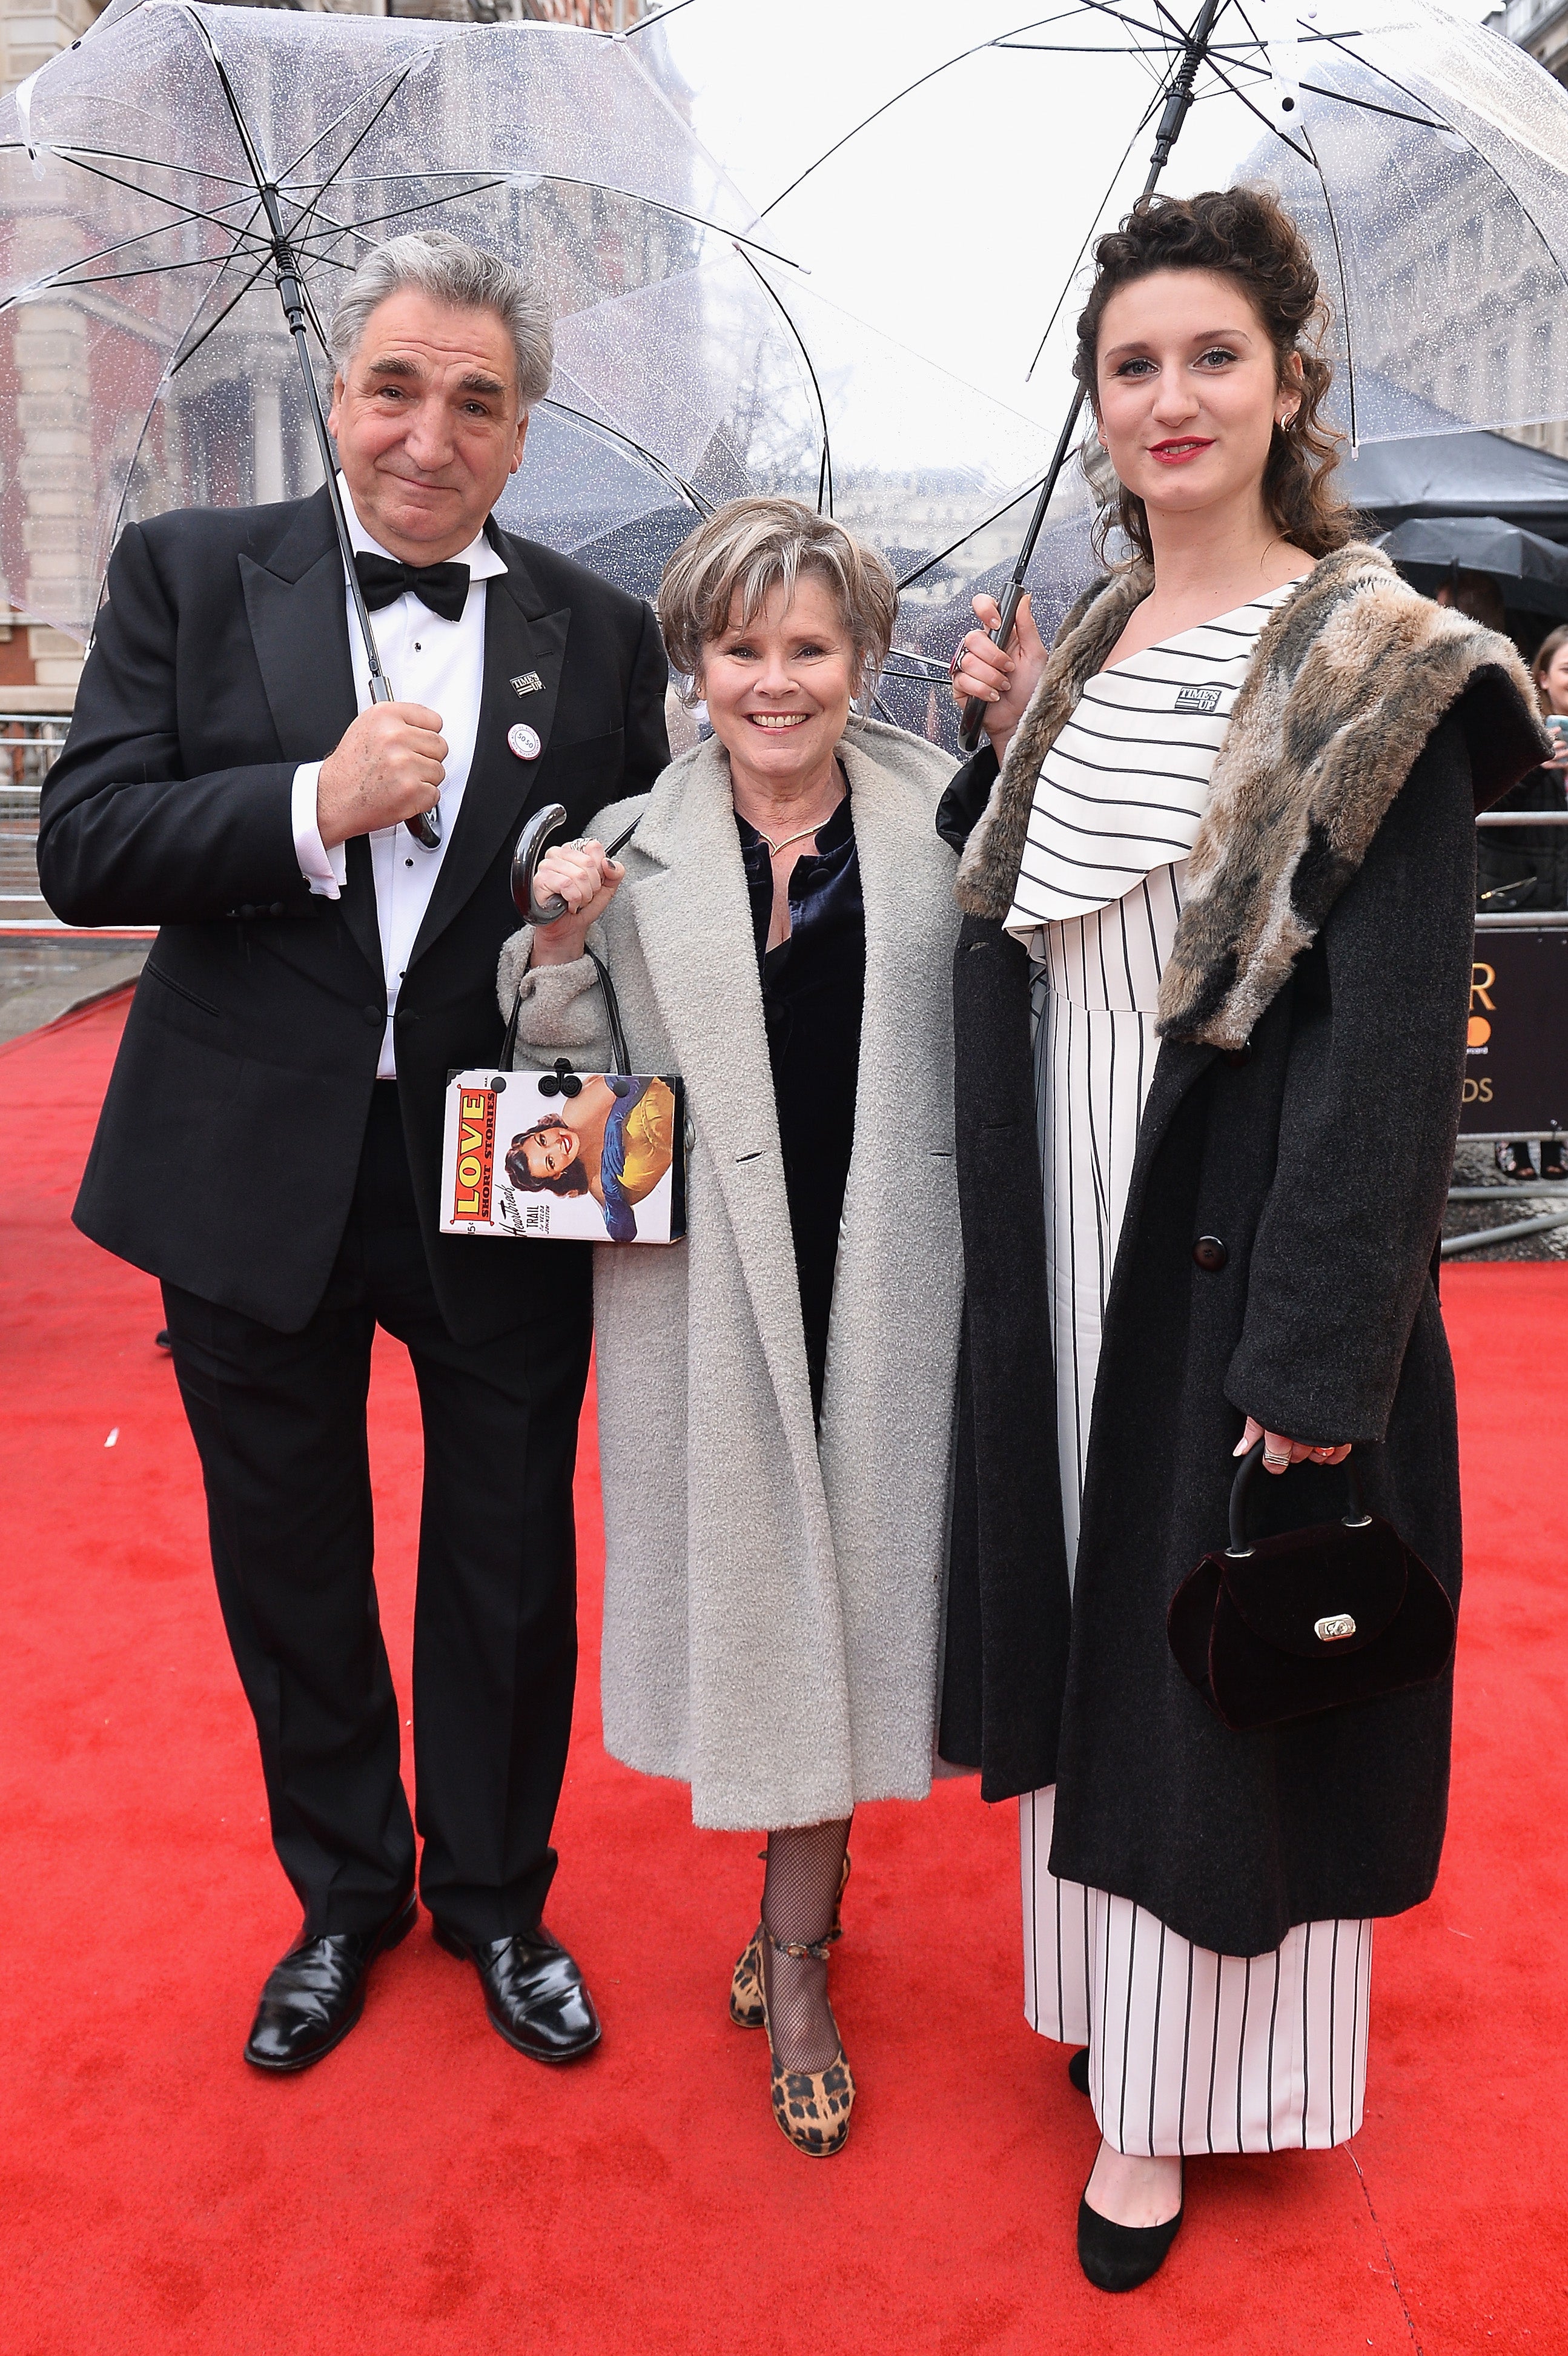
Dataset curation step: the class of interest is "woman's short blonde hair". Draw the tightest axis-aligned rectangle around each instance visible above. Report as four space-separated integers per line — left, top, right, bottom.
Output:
657 497 897 706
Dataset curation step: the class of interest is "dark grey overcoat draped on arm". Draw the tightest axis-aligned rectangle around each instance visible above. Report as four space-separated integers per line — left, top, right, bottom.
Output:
936 544 1548 1957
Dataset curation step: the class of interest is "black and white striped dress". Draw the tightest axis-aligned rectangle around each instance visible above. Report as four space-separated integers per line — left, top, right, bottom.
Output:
1004 585 1372 2156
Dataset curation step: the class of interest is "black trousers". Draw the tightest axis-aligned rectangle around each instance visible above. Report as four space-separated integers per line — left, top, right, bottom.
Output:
162 1084 592 1942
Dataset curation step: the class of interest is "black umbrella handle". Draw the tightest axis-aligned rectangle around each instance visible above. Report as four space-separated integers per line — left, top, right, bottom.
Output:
961 0 1225 758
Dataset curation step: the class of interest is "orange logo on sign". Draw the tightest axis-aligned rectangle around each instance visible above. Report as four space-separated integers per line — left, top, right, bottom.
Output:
452 1088 496 1221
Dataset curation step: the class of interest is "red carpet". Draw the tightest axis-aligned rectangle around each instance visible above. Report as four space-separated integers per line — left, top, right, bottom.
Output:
3 991 1565 2354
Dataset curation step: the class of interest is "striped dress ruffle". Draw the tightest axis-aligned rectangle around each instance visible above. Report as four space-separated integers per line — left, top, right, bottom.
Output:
1007 584 1371 2157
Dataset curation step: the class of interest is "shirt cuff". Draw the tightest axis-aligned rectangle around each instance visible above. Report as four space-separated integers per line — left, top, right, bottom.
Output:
291 763 346 899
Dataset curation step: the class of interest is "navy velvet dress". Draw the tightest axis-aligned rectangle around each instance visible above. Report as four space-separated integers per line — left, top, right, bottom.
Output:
735 794 864 1421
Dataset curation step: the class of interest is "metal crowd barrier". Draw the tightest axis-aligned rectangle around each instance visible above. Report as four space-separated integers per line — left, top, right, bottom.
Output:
0 712 70 925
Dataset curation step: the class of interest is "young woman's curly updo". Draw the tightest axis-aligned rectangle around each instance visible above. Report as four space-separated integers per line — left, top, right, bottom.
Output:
1074 187 1354 564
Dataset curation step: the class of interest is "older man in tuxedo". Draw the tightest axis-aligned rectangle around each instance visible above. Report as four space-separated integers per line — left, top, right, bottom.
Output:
40 232 669 2071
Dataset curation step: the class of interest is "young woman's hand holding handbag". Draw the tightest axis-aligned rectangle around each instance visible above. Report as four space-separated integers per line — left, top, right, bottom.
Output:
1166 1439 1457 1731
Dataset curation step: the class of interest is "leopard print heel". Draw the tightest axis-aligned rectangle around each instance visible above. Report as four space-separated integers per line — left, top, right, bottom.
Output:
761 1928 855 2158
730 1922 766 2028
771 2051 855 2157
730 1849 850 2030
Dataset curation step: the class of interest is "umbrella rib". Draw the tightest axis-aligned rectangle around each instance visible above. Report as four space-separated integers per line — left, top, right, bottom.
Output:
1194 45 1315 162
286 60 436 246
1295 78 1449 131
895 475 1054 593
1310 22 1568 306
756 18 1090 222
0 139 255 190
4 196 262 293
284 168 807 273
625 0 699 28
729 245 835 518
1293 114 1360 446
538 395 711 514
11 148 275 254
24 253 264 293
278 48 439 186
1024 93 1162 382
168 248 276 376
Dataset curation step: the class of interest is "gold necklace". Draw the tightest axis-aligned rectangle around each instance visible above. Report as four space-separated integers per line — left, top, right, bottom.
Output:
754 818 832 858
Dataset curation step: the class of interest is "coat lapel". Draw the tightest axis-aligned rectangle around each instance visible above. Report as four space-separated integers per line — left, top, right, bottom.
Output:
627 744 821 1469
237 488 383 981
408 541 570 969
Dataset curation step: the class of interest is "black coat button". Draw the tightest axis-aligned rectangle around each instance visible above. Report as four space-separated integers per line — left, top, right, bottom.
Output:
1193 1235 1228 1272
269 901 285 917
362 1005 383 1027
239 902 255 918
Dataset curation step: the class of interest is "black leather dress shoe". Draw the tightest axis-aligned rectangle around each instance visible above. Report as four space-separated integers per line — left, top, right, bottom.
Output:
1068 2046 1091 2096
434 1922 601 2062
243 1891 417 2074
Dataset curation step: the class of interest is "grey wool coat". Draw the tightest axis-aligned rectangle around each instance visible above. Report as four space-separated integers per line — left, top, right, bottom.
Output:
497 715 962 1830
935 543 1548 1956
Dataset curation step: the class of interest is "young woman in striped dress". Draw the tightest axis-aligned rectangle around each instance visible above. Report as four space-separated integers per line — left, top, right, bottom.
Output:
942 190 1544 2289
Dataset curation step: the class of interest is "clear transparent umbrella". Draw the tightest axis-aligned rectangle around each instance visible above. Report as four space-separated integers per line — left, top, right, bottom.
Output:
638 0 1568 727
0 0 1059 752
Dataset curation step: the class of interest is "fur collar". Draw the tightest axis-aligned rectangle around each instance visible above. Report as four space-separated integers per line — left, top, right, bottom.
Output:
954 542 1547 1050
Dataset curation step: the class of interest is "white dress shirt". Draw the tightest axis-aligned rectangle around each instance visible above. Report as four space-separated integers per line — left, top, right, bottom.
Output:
291 481 508 1078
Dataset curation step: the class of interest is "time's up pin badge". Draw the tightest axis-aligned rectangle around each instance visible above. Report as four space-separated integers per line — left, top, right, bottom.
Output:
508 671 544 759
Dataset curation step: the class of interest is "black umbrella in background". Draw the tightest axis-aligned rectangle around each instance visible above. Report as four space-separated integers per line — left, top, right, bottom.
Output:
1377 514 1568 621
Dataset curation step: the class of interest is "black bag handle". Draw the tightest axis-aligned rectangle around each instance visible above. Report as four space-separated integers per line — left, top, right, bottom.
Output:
500 945 632 1078
1226 1438 1369 1560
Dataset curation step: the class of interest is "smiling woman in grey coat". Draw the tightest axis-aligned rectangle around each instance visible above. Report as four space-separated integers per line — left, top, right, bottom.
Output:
496 497 961 2158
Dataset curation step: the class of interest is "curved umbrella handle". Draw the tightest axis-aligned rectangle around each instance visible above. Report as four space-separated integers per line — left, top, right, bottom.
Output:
511 802 569 922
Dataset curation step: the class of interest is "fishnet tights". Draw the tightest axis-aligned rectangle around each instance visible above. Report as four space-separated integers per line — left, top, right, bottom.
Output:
761 1816 851 2074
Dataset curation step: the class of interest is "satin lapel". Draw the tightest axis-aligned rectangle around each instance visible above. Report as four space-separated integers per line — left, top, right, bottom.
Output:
408 558 569 968
628 749 819 1464
237 493 383 981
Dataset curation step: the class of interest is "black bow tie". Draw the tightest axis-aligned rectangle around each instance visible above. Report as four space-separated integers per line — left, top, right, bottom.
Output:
354 551 471 624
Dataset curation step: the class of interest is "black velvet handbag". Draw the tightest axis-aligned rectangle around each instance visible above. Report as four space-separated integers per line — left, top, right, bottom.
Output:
1166 1441 1457 1732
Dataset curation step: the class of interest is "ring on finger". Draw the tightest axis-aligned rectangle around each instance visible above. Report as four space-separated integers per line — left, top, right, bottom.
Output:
1263 1448 1291 1467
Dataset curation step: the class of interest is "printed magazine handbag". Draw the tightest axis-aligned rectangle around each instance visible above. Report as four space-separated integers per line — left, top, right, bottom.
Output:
1166 1441 1455 1732
440 951 686 1246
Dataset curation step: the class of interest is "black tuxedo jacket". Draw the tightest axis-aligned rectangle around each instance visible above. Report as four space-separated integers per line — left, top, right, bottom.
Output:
39 486 670 1343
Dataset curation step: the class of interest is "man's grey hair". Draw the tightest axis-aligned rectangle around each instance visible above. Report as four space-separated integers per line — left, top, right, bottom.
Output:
328 230 553 410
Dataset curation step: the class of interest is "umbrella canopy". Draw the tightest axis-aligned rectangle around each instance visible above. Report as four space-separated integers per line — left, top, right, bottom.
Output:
1376 513 1568 618
640 0 1568 450
633 0 1568 722
1342 429 1568 541
0 0 1054 749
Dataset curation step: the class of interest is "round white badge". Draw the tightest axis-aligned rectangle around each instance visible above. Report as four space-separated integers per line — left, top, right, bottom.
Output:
507 723 543 761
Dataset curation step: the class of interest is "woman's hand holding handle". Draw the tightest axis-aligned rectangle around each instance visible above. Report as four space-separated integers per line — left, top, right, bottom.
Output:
950 592 1048 764
528 841 624 969
1234 1415 1351 1476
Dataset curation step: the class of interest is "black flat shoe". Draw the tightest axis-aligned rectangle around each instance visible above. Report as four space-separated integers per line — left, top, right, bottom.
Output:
243 1890 417 2073
1068 2047 1091 2096
434 1922 601 2063
1077 2169 1184 2292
